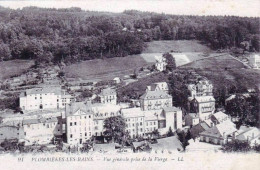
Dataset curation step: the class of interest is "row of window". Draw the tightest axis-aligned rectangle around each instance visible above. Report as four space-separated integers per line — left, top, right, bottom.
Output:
69 115 92 120
69 132 92 138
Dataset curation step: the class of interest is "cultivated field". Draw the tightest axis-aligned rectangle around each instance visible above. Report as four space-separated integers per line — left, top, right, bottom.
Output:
0 60 34 81
143 40 212 53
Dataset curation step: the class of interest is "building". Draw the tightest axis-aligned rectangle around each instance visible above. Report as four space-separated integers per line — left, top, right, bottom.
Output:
99 88 117 105
121 106 183 138
184 113 200 126
155 55 167 72
199 120 237 145
19 86 74 111
92 103 122 136
146 82 169 93
65 102 94 146
158 107 182 135
210 111 230 125
248 54 260 69
140 90 172 111
121 108 145 138
187 78 213 98
0 125 22 143
236 126 260 146
22 117 61 146
189 96 215 120
190 122 210 139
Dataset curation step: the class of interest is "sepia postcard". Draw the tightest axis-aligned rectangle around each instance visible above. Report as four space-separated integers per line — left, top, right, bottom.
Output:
0 0 259 169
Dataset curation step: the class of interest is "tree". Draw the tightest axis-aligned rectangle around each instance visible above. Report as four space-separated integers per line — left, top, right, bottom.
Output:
103 116 127 144
221 140 251 152
177 131 189 152
163 52 176 71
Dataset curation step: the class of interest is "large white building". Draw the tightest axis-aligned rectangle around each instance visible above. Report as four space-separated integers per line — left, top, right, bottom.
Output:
65 102 94 146
140 90 172 111
99 88 117 105
22 117 62 146
121 107 182 138
187 78 213 98
249 54 260 69
155 55 167 72
189 96 215 120
20 86 74 111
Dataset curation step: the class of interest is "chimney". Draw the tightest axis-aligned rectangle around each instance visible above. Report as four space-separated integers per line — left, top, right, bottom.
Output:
210 122 214 127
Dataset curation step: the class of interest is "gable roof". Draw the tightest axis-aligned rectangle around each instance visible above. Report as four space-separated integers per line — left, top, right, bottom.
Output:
200 120 237 138
190 122 210 138
211 111 229 122
236 127 260 141
100 88 116 96
121 107 144 118
140 90 171 100
65 102 92 116
194 96 215 103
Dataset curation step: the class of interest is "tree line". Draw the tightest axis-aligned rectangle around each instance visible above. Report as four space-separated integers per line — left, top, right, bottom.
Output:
0 7 259 65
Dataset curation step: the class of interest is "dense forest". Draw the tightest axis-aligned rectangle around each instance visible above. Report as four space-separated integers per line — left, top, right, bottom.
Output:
0 7 259 65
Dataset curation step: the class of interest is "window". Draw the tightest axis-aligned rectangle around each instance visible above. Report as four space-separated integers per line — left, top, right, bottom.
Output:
140 122 142 126
70 122 72 126
70 134 73 138
35 97 37 100
85 133 87 136
89 115 91 118
89 132 91 136
74 122 77 125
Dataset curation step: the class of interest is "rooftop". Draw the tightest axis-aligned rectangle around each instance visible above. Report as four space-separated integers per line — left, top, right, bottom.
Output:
163 106 181 112
121 107 144 118
23 117 58 125
99 88 116 96
200 120 237 138
194 96 215 103
65 102 92 116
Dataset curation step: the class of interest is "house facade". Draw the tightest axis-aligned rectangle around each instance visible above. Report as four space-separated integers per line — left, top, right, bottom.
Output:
189 96 215 120
65 102 94 146
99 88 117 105
140 90 172 111
155 55 167 72
249 54 260 69
20 86 74 111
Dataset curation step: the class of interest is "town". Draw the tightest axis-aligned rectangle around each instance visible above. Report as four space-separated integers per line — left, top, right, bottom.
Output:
0 52 259 154
0 7 259 154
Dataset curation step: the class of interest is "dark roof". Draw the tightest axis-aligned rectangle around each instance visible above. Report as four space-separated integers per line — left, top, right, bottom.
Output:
190 122 210 138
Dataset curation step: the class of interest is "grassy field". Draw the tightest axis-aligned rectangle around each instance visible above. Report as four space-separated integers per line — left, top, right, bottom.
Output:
64 56 152 81
64 40 211 81
0 60 34 81
143 40 212 53
180 54 260 89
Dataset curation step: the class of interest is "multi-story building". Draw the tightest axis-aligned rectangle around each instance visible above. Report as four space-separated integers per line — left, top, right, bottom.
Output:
121 108 145 138
155 55 167 72
22 117 62 146
140 90 172 111
65 102 94 146
20 86 74 111
249 54 260 69
91 103 121 136
189 96 215 120
121 107 183 138
187 78 213 98
146 82 169 93
99 88 117 105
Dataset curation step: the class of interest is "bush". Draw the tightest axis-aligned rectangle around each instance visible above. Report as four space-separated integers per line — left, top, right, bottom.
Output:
221 140 251 152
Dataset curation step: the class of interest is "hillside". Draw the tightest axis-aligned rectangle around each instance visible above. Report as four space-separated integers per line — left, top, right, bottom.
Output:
0 60 34 81
143 40 212 53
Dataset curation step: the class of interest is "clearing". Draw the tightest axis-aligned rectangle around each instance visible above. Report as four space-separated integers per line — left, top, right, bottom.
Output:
64 40 211 81
143 40 212 53
0 60 34 81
